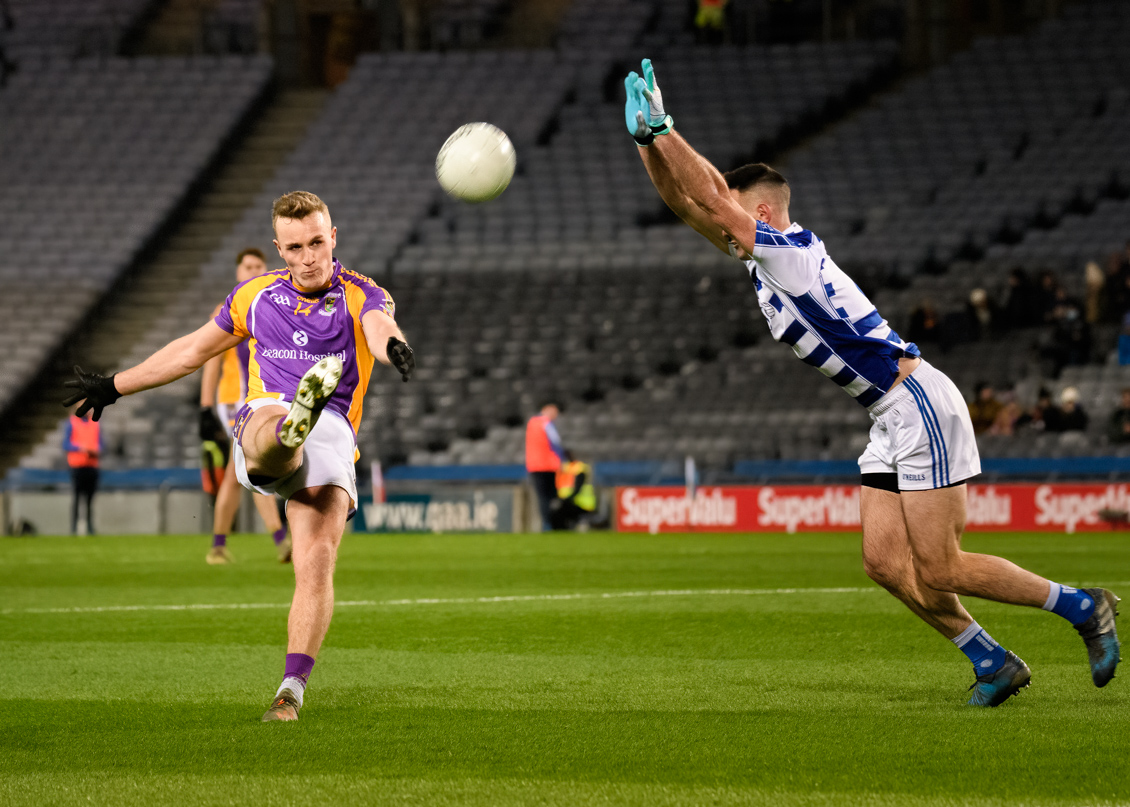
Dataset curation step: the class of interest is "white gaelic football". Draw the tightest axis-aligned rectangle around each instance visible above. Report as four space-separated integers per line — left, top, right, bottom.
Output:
435 123 516 203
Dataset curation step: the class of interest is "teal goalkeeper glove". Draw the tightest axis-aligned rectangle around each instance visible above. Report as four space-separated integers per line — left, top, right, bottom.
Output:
623 58 673 145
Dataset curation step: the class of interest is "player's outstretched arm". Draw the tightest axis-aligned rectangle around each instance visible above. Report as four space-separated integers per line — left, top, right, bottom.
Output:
64 321 241 421
624 59 758 257
361 309 414 382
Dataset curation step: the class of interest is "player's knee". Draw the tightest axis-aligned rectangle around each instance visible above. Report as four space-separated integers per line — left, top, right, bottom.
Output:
863 556 908 592
916 558 958 592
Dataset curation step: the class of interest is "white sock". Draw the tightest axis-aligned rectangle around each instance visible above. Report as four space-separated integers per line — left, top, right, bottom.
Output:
1042 582 1063 612
277 676 307 708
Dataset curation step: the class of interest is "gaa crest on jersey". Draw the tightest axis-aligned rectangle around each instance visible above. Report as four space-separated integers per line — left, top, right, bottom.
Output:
320 294 339 317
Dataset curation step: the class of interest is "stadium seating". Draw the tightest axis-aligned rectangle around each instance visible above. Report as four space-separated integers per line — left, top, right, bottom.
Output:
0 54 271 463
3 0 154 61
16 0 1130 477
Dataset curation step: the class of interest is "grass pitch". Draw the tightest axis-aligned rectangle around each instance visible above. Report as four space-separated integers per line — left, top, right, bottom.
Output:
1 530 1127 807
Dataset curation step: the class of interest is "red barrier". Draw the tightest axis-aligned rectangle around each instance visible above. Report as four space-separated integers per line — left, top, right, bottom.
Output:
615 484 1130 534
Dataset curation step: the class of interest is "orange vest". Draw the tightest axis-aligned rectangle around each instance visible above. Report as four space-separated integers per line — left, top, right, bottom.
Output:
525 415 561 472
67 415 100 469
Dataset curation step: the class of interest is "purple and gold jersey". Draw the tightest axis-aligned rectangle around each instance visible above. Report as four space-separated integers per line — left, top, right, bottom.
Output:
214 259 395 435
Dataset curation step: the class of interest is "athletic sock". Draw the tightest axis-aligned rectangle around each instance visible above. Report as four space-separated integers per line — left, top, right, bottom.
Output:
278 653 315 708
952 621 1008 674
212 533 226 548
272 527 287 546
1043 582 1096 626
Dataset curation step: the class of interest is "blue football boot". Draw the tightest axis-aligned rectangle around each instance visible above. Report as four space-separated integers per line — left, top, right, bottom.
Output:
1075 588 1121 687
967 651 1031 707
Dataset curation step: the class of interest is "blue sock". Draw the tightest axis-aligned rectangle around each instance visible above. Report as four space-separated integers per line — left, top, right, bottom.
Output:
953 621 1008 674
1043 582 1096 626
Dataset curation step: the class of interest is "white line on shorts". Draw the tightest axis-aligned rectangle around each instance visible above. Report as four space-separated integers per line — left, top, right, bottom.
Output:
0 587 878 616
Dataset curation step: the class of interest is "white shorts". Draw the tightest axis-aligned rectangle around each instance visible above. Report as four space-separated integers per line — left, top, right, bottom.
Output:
216 402 240 437
233 397 358 513
858 359 981 491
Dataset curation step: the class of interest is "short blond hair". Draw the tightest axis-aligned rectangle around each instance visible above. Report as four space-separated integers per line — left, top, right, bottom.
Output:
272 191 330 231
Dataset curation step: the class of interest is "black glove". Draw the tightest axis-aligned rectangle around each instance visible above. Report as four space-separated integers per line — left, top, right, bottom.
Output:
387 336 415 382
199 406 225 441
62 366 121 421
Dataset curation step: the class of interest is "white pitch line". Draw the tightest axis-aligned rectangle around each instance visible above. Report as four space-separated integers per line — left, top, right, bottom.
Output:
0 587 878 616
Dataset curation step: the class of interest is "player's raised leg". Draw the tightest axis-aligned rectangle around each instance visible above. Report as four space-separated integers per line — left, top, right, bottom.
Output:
240 356 343 481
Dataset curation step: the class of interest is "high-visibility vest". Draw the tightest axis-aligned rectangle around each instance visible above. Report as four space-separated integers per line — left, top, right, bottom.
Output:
525 415 562 472
556 461 596 511
66 415 100 469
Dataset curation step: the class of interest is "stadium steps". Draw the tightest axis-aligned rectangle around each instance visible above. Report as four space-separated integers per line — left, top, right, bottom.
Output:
0 88 327 476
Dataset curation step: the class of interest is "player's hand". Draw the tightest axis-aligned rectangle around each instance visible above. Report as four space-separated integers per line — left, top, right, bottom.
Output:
62 366 122 421
624 72 652 140
199 406 224 441
387 336 415 382
624 60 673 145
640 58 672 132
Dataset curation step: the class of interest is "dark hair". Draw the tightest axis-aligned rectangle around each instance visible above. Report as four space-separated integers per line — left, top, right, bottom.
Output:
722 163 790 202
236 247 267 265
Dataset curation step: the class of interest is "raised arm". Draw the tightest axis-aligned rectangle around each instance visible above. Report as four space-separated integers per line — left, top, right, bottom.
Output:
625 59 760 258
637 137 731 254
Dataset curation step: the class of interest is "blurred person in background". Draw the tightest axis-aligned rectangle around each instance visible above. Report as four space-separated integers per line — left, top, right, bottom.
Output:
1036 270 1061 324
965 288 999 341
1002 267 1038 330
1045 296 1092 376
907 298 941 346
1045 386 1088 433
968 382 1002 435
1084 261 1105 325
526 401 566 531
988 385 1023 436
64 406 101 535
199 248 290 566
554 451 597 531
1107 388 1130 444
1015 387 1052 432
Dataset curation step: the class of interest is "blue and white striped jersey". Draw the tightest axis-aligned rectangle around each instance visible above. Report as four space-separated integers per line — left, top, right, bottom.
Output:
740 221 919 408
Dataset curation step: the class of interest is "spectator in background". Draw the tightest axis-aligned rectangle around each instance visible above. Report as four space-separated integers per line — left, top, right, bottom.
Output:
1085 260 1106 325
1036 270 1061 323
989 385 1023 436
695 0 728 44
525 401 566 531
1046 296 1092 375
1045 386 1089 433
1105 248 1130 322
1002 267 1038 329
1107 388 1130 444
64 407 101 535
968 382 1003 434
966 287 999 340
907 298 942 345
1120 310 1130 366
1016 388 1053 432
